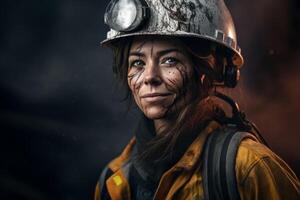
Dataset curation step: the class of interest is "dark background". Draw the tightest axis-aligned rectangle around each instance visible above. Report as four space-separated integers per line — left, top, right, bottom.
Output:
0 0 299 199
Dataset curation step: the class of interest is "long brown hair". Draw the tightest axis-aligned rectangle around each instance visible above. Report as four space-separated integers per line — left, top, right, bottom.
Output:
110 36 224 163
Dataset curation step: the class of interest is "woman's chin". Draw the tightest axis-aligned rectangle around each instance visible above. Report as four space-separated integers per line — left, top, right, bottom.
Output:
143 107 168 120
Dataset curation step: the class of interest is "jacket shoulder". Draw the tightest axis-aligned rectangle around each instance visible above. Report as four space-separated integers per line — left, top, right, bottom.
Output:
236 138 280 180
236 138 300 200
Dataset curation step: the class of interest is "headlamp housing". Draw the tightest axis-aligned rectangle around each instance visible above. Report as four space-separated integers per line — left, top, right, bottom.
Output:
104 0 149 32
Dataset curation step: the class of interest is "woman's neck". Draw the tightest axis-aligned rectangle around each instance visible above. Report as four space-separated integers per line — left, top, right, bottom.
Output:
154 118 173 135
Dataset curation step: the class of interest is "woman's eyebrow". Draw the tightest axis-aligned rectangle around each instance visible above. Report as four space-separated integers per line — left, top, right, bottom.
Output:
129 48 184 57
156 48 184 57
129 51 145 57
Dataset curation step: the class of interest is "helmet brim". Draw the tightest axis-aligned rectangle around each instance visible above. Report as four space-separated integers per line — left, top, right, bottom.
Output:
100 32 244 68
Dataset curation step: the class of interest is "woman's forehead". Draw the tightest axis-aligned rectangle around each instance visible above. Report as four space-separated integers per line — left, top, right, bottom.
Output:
130 36 185 52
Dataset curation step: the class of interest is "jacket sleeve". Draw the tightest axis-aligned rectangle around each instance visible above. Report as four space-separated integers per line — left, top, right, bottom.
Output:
236 139 300 200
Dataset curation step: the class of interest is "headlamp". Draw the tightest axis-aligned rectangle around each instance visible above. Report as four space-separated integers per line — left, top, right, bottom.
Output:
104 0 149 32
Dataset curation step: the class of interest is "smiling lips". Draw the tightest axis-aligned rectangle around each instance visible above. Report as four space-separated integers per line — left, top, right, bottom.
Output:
140 92 173 102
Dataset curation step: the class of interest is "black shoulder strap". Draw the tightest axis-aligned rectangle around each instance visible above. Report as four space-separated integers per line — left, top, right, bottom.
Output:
202 128 257 200
98 166 113 200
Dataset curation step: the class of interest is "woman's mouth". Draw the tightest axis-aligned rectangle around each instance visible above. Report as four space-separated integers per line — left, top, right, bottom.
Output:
140 93 173 102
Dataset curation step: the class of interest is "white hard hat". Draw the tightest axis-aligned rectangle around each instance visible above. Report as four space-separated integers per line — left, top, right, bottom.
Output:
102 0 243 87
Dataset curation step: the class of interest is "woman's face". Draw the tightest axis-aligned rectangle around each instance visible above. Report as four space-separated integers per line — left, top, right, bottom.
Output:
127 37 196 120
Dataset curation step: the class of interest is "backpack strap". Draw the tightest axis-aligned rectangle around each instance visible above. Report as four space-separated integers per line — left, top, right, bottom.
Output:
98 166 113 200
202 127 257 200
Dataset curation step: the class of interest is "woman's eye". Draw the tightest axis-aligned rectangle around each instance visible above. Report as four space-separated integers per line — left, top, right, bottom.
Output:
162 57 179 65
130 60 145 68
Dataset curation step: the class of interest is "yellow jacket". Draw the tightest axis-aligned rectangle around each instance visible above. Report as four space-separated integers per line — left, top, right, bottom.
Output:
94 121 300 200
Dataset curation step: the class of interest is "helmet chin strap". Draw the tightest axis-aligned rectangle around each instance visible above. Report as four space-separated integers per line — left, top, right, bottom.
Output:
212 90 269 146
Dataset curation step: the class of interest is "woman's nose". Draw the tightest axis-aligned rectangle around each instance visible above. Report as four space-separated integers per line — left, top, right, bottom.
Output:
144 62 162 86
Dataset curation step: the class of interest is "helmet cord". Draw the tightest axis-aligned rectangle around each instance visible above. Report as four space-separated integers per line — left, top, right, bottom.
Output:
212 91 269 147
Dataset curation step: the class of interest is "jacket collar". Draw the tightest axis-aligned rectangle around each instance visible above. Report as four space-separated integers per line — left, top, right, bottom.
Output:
172 120 220 170
108 120 220 172
105 120 221 200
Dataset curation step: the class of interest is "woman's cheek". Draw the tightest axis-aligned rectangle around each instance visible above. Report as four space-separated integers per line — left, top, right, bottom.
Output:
162 69 183 89
128 70 144 91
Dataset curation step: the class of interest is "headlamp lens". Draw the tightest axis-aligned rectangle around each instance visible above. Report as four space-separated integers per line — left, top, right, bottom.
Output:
105 0 149 32
113 0 137 30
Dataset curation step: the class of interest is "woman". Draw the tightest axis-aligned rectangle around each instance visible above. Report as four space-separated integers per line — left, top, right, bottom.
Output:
95 0 299 199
